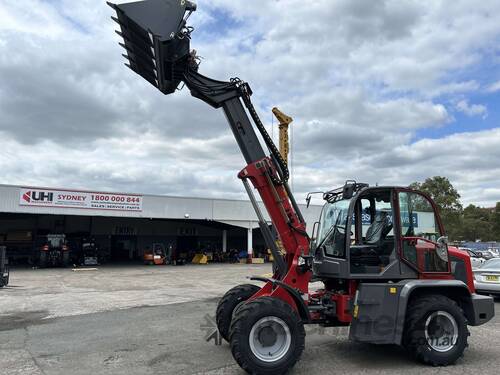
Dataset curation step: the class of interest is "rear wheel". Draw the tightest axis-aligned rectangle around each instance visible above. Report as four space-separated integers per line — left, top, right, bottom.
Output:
229 296 305 375
216 284 260 342
403 295 468 366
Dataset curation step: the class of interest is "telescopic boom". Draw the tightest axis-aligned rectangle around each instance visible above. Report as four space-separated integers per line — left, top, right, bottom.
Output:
108 0 313 307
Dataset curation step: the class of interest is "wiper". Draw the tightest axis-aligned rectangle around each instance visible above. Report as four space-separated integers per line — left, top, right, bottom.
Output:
316 212 343 250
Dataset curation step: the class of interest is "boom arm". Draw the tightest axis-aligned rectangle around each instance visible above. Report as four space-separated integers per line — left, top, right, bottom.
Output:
108 0 313 303
184 69 311 284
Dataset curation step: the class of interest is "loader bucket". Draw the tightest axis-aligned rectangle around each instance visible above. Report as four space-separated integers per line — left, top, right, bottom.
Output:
107 0 197 94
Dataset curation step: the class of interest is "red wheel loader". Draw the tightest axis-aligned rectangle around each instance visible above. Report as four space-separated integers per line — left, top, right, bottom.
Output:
108 1 494 373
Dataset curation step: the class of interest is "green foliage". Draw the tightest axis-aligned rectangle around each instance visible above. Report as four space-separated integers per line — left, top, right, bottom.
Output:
410 176 462 212
492 202 500 240
410 176 498 242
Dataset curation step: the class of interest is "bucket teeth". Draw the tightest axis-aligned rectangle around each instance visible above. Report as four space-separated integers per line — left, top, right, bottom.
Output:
118 40 153 58
115 30 126 39
121 50 156 70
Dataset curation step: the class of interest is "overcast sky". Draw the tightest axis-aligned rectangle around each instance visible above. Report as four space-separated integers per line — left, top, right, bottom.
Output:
0 0 500 207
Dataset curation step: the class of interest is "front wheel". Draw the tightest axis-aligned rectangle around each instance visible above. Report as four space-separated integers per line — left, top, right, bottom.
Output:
403 295 469 366
230 296 305 375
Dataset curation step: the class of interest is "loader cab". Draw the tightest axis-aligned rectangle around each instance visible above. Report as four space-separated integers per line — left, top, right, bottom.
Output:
312 183 450 280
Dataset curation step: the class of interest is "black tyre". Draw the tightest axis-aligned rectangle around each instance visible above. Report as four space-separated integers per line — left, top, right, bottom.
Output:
403 294 469 366
1 273 8 287
39 252 47 268
62 253 70 267
229 296 305 375
216 284 260 342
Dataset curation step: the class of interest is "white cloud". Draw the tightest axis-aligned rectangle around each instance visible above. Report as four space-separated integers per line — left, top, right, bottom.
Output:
455 99 488 118
0 0 499 208
486 80 500 93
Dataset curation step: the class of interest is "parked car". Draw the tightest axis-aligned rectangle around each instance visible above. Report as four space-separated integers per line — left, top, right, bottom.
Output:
476 250 496 260
487 248 500 257
474 258 500 296
460 248 486 268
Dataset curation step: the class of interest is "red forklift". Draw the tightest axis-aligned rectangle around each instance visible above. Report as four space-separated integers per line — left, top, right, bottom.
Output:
143 243 167 265
108 2 494 374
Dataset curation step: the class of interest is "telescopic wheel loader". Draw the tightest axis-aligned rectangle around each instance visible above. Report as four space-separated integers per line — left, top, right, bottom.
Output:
108 1 495 374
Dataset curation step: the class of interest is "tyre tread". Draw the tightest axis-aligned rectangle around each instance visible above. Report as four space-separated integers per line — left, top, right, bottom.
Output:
403 294 469 366
229 296 305 375
216 284 260 342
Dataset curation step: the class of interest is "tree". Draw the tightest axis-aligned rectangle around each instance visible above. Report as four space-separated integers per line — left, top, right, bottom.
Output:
493 202 500 241
410 176 462 212
410 176 462 240
461 204 493 241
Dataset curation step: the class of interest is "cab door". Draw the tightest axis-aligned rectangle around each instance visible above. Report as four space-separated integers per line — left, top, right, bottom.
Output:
397 190 450 276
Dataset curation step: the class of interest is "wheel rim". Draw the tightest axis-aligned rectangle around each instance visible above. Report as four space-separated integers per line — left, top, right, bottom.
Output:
249 316 292 362
424 311 458 352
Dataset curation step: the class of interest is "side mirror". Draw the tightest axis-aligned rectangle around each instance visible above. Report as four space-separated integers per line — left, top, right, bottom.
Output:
311 221 319 242
437 236 448 244
436 236 449 262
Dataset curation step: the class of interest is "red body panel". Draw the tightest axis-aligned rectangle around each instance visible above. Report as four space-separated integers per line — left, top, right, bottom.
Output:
448 246 476 293
239 158 312 310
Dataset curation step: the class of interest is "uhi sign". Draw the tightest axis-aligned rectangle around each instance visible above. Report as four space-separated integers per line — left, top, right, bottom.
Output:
19 188 143 212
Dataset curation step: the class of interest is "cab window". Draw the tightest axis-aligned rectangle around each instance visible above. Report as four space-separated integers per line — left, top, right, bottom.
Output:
398 191 448 272
317 199 350 258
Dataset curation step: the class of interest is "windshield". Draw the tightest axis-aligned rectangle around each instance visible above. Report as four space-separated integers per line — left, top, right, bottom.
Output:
316 199 351 247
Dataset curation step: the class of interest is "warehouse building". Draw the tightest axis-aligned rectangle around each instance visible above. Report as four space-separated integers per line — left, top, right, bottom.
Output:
0 184 322 265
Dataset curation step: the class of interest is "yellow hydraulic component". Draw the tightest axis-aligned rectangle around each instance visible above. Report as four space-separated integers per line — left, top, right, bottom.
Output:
251 258 265 264
192 253 208 264
272 107 293 165
271 108 293 255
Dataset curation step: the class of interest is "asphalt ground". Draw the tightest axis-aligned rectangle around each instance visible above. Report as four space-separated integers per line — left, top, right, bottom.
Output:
1 264 499 375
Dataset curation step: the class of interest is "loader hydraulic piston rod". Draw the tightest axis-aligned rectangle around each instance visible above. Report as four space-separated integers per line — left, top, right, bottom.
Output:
241 178 287 276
